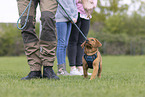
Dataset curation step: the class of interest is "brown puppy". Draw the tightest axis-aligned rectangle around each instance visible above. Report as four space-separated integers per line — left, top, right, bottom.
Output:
81 38 102 80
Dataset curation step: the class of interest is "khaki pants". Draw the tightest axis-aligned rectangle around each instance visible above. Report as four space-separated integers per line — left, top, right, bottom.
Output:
17 0 57 71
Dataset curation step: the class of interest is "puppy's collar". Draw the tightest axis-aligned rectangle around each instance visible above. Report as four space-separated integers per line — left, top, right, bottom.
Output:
85 49 98 56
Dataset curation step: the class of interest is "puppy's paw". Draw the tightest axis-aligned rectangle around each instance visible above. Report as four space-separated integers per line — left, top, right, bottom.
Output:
89 78 94 80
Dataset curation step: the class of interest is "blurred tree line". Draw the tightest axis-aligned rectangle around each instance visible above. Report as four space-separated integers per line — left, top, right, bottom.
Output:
0 23 39 56
0 0 145 56
88 0 145 55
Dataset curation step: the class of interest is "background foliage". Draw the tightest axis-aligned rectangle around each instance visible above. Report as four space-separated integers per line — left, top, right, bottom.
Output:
89 0 145 55
0 23 40 56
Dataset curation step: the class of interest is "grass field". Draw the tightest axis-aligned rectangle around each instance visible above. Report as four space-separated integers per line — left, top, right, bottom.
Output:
0 55 145 97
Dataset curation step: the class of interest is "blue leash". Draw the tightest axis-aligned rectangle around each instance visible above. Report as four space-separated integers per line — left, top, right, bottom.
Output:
17 0 32 30
56 0 87 40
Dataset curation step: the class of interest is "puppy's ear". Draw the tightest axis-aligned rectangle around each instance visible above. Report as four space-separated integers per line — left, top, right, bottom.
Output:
81 41 86 48
95 39 102 47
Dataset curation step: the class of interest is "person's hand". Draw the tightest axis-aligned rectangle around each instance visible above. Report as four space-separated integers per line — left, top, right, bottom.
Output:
89 0 93 4
82 0 95 18
71 18 77 23
78 0 82 3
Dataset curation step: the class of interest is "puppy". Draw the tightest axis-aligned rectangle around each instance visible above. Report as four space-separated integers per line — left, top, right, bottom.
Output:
81 38 102 80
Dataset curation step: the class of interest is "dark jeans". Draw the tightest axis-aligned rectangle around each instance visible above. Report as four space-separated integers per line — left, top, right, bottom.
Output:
67 15 90 67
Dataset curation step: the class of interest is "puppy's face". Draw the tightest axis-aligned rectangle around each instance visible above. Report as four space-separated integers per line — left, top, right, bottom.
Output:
81 38 102 49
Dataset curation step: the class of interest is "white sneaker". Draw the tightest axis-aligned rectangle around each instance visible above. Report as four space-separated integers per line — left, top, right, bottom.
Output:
57 68 70 76
87 72 92 75
70 68 82 75
78 69 83 75
78 69 92 76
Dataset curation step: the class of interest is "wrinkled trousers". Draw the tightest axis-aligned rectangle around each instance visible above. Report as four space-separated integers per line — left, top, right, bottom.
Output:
17 0 57 71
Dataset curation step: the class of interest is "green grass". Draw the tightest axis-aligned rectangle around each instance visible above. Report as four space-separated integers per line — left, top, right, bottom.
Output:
0 56 145 97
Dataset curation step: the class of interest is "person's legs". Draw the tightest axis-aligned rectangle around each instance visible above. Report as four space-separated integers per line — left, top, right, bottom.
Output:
68 15 82 75
56 22 71 75
64 22 72 63
17 0 42 80
56 22 68 65
40 0 57 66
40 0 59 80
76 18 90 67
68 16 81 67
63 22 72 75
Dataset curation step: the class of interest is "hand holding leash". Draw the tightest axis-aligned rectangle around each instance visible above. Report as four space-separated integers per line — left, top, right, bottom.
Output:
72 18 77 23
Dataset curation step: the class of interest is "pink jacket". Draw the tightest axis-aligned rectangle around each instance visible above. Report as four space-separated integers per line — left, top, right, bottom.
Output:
76 0 97 15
